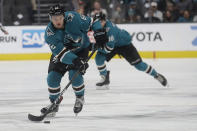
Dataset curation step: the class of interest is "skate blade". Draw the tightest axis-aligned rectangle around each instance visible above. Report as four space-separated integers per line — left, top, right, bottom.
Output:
165 83 170 88
96 85 110 90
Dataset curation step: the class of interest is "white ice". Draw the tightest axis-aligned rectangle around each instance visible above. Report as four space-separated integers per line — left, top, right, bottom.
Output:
0 58 197 131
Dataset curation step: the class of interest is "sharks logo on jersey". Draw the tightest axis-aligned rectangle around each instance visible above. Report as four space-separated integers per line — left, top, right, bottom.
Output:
46 27 55 36
66 13 74 22
64 34 82 43
64 34 82 49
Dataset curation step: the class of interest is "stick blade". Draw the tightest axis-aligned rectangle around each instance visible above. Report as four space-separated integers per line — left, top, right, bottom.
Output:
28 113 45 122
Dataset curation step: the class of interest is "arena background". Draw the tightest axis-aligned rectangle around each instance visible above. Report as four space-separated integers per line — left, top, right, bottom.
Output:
0 0 197 60
1 1 197 131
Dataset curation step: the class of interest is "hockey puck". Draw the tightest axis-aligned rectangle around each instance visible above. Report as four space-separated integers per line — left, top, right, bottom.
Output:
44 121 50 124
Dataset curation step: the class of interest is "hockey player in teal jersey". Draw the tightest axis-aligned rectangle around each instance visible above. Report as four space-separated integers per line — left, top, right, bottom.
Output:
92 12 168 90
41 4 92 116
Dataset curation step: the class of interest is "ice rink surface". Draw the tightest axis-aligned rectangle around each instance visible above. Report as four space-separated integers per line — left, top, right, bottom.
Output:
0 58 197 131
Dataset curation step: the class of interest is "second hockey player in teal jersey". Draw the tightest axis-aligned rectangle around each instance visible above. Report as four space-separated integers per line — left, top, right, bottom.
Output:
92 12 168 90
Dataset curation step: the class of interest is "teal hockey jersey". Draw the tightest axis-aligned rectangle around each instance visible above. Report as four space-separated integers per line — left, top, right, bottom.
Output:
45 11 92 64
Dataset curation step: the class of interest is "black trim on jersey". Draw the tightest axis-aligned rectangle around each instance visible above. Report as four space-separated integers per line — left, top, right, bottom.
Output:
48 88 61 93
98 65 106 71
73 85 84 91
146 66 152 74
105 45 113 52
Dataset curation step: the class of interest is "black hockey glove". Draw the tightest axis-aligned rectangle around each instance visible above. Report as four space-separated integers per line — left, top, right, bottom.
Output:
72 57 89 75
93 28 108 49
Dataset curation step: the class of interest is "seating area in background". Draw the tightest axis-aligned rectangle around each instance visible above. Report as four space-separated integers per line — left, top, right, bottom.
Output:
0 0 197 25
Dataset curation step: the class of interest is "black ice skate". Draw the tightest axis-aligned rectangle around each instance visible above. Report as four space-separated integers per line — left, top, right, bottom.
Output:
96 71 110 90
40 96 63 117
73 95 84 115
154 73 169 87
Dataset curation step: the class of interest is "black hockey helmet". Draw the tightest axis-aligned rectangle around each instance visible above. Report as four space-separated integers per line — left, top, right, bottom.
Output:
93 12 107 21
49 4 64 17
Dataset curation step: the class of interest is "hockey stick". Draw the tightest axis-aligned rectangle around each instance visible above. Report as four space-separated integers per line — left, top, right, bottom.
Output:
0 23 9 35
28 50 96 122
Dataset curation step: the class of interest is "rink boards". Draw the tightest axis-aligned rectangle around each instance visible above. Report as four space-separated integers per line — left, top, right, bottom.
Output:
0 23 197 60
